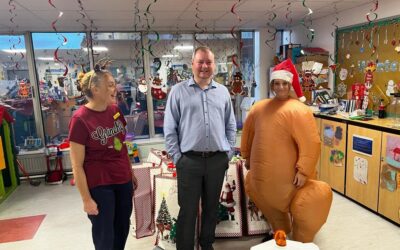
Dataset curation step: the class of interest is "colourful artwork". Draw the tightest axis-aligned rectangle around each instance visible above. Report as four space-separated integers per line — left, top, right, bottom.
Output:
323 124 334 147
354 156 368 184
380 164 397 192
330 150 344 167
386 135 400 169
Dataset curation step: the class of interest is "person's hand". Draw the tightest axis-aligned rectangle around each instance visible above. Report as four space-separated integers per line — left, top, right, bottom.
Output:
84 198 99 215
132 174 138 191
293 171 307 188
244 159 250 170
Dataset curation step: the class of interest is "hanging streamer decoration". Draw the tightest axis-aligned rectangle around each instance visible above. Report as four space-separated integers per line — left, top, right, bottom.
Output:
265 0 277 49
76 0 88 31
285 1 293 44
366 0 379 24
230 0 243 68
143 0 159 58
301 0 314 43
8 0 24 70
331 4 339 38
49 0 69 76
194 1 206 45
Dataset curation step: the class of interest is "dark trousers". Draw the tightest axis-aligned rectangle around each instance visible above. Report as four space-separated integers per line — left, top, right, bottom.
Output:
88 181 133 250
176 152 229 250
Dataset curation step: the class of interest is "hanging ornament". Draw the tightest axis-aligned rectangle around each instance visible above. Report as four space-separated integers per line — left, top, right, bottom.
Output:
360 31 365 53
364 61 376 85
151 75 167 100
138 77 147 94
339 68 348 81
337 82 347 98
229 72 246 96
18 80 30 98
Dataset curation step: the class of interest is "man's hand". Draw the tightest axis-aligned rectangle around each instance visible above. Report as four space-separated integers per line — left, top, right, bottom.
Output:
84 198 99 215
293 171 307 188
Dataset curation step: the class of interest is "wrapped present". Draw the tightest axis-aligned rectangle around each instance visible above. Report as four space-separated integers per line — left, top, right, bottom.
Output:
214 159 244 237
132 162 162 238
241 162 271 235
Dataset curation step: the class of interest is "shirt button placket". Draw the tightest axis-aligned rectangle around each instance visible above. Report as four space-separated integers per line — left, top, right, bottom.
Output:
203 91 210 150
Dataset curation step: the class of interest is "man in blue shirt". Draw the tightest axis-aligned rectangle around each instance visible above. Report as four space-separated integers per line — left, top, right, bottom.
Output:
164 46 237 250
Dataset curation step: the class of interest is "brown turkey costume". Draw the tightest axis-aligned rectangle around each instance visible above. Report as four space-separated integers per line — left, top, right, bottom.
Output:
241 59 332 243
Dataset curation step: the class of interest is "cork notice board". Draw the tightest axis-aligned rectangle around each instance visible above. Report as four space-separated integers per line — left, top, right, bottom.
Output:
335 17 400 110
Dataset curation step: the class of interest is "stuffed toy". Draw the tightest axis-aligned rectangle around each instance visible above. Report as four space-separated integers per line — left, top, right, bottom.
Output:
230 72 246 96
151 75 167 100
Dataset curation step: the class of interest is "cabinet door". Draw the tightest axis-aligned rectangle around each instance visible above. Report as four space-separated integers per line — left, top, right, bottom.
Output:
346 125 381 211
378 132 400 223
315 118 321 180
320 120 346 193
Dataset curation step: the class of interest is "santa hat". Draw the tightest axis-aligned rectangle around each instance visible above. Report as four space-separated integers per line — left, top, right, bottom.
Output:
270 59 306 102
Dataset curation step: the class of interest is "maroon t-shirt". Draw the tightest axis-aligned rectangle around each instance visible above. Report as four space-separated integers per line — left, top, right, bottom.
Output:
68 105 132 189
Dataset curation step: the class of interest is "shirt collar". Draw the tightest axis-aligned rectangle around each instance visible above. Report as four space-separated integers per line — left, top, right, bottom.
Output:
188 77 217 89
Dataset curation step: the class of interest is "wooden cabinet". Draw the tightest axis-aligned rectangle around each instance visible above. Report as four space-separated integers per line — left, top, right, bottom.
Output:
319 120 346 194
378 132 400 223
346 125 382 211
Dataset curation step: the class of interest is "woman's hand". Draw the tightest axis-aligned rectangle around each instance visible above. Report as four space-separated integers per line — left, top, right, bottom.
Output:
132 174 138 191
293 171 307 188
84 198 99 215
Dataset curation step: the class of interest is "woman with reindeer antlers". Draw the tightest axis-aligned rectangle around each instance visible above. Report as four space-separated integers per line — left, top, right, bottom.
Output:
69 59 138 250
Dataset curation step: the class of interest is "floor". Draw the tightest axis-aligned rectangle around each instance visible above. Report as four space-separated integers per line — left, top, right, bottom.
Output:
0 180 399 250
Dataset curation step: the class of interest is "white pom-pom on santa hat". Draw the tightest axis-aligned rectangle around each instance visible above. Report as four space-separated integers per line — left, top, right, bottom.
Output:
271 59 306 102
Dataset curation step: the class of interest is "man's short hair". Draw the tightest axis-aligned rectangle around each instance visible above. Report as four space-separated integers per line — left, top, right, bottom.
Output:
192 46 213 60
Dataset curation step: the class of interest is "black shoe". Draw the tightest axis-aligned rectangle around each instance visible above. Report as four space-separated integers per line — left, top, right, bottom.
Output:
261 231 274 242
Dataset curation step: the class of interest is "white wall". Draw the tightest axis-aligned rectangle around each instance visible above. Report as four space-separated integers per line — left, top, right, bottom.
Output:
291 0 400 89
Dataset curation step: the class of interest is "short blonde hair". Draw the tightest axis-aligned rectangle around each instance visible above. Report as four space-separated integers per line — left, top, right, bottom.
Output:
192 46 214 60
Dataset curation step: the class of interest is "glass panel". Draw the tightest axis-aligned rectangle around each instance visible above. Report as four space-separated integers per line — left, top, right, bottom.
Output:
31 32 90 144
0 35 39 150
148 33 194 135
195 33 243 127
91 32 148 139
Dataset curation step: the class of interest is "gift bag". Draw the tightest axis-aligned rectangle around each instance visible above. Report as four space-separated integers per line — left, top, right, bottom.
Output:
241 163 271 235
214 160 244 237
132 162 162 238
154 175 180 249
147 148 176 176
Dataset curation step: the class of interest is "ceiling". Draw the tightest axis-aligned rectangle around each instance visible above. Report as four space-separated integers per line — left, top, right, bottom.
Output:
0 0 373 33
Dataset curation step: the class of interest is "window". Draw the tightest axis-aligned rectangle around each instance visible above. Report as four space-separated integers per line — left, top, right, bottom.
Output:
91 32 148 139
0 35 38 149
147 33 194 135
31 32 90 144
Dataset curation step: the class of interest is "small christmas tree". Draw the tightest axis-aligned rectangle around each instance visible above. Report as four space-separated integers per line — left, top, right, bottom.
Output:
169 218 178 243
157 196 173 227
217 203 229 223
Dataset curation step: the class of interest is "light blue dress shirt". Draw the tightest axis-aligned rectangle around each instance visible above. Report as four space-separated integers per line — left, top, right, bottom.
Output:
164 77 237 164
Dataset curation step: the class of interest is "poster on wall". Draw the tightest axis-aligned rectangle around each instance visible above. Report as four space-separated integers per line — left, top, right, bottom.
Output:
352 135 373 156
385 135 400 169
354 156 368 184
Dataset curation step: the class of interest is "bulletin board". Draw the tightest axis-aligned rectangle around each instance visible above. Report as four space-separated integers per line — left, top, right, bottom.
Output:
335 16 400 110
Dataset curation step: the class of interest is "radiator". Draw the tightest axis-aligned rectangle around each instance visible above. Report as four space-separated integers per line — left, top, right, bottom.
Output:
17 151 72 176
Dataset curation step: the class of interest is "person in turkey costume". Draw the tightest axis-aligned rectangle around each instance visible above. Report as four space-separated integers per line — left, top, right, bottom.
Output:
241 59 332 243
